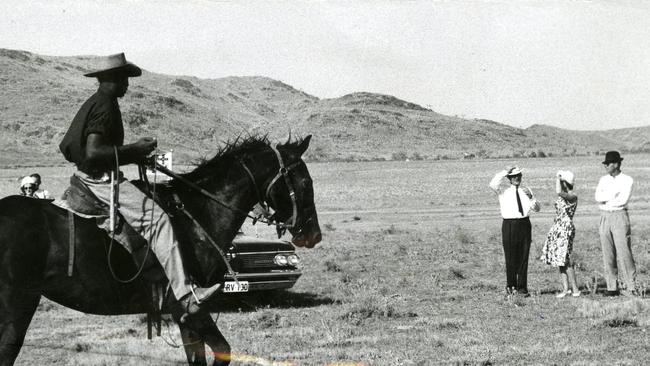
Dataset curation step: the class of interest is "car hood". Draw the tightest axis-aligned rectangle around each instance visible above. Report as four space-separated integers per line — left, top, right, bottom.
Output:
231 234 295 252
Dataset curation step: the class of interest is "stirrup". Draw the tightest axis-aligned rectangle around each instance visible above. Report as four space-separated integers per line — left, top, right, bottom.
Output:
190 282 221 305
180 283 221 323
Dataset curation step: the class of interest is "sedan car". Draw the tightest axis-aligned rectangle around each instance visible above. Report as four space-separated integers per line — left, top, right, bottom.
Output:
221 232 302 293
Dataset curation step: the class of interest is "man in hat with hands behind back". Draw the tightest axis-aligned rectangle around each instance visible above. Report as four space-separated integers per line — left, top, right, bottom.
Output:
490 166 541 295
59 53 220 317
595 151 637 296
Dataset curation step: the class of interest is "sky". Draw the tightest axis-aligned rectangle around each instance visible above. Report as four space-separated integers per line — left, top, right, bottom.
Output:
2 0 650 131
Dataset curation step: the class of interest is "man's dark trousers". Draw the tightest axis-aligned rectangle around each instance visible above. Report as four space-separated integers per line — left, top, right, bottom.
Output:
502 217 531 292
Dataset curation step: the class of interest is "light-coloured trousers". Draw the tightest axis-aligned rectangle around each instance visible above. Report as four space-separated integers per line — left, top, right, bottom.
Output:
75 171 192 300
599 210 636 291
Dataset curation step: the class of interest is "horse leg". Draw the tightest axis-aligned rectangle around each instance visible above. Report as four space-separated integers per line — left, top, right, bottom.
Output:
172 312 230 366
197 314 230 366
0 286 41 366
170 310 208 366
180 326 208 366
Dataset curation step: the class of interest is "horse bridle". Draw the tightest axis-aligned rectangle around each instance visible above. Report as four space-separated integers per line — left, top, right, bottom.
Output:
239 145 302 236
146 147 303 285
154 145 303 235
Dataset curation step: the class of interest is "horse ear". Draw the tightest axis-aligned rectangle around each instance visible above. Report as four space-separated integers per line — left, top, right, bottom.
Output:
298 135 312 155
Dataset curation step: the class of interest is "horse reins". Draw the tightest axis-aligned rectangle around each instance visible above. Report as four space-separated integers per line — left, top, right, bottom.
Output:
101 145 302 285
107 146 153 284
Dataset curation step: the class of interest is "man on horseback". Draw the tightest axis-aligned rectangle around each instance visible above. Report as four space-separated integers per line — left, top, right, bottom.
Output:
58 53 220 317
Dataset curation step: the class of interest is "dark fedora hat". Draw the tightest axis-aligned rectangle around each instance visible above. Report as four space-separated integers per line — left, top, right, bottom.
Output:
84 53 142 78
602 151 623 164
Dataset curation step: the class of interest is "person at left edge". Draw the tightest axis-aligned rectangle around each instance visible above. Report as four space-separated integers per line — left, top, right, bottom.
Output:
58 53 220 317
30 173 52 199
489 166 541 296
19 176 38 197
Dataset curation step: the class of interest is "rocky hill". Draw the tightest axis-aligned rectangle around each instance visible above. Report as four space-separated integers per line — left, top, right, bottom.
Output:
1 48 649 166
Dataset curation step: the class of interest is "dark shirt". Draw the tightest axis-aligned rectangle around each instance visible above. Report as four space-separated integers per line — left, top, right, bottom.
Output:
59 89 124 175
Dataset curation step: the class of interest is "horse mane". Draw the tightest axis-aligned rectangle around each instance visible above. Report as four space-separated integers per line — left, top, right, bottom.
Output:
181 133 305 183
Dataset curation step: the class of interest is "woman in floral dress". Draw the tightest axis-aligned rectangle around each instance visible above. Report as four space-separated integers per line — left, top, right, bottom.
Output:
542 170 580 298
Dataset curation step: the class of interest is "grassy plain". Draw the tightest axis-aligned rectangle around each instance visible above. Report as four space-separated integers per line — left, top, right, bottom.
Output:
7 155 650 365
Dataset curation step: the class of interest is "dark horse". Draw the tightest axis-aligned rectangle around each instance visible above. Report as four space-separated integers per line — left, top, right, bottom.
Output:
0 135 321 366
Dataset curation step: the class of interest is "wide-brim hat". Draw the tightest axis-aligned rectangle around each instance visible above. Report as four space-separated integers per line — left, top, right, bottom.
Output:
602 150 623 164
84 53 142 78
506 166 523 176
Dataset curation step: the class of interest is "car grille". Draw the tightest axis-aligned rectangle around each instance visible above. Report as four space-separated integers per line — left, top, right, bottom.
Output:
240 253 275 269
230 251 296 271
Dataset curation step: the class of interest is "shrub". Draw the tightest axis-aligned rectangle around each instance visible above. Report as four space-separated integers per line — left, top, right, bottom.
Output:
171 78 203 96
382 224 397 235
124 108 161 127
251 310 287 329
394 244 408 256
325 260 342 272
391 151 408 161
449 268 466 279
156 95 189 111
171 78 195 89
340 294 416 326
603 318 638 328
454 228 474 245
75 343 91 352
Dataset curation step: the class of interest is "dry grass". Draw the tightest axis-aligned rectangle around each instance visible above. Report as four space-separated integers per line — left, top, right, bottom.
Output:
8 155 650 365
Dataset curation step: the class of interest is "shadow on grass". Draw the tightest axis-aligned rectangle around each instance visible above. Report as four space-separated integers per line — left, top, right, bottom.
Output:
205 290 339 313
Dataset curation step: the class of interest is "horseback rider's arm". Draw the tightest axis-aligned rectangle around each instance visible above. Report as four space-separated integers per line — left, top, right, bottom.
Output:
85 133 157 167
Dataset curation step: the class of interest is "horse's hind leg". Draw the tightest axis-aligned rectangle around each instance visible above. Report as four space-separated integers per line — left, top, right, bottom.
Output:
0 286 40 366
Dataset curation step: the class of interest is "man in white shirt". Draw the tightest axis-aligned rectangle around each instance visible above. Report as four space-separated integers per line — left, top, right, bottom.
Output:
489 166 540 295
595 151 637 296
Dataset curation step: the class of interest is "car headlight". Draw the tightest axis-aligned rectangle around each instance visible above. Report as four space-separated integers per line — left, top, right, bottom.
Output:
273 254 288 266
287 254 300 266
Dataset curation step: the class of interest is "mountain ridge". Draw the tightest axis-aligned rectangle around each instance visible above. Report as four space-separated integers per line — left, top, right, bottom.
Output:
1 48 648 165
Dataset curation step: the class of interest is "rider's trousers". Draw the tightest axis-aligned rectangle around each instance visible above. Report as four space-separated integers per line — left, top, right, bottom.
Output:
74 170 192 301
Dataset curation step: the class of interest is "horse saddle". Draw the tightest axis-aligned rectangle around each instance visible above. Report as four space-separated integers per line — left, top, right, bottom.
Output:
58 174 186 252
60 174 110 217
57 175 166 280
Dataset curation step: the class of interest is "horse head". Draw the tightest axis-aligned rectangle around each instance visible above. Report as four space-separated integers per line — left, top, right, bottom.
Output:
263 135 322 248
179 134 322 249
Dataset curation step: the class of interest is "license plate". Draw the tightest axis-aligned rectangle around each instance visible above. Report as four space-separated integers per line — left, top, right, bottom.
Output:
223 281 249 293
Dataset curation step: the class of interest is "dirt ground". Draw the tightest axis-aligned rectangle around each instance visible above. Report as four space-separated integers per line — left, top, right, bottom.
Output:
5 155 650 365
